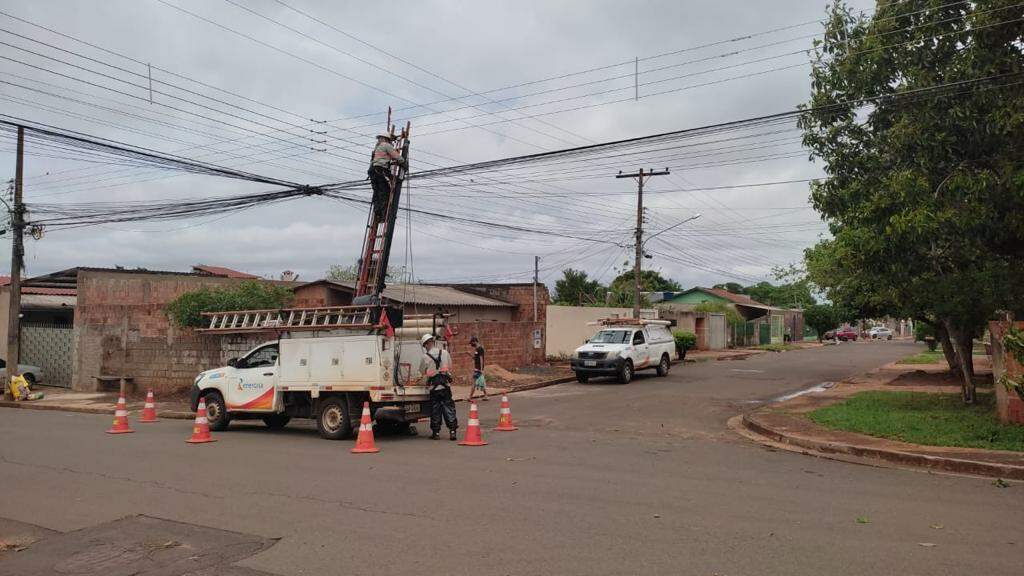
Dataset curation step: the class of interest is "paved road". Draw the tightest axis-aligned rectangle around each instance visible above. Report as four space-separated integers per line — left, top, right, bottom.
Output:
2 341 1021 575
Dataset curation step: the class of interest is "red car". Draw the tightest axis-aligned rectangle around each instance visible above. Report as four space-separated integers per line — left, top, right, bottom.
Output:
834 327 858 341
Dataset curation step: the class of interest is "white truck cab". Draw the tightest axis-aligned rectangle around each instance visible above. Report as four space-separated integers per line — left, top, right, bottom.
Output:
190 307 439 440
570 320 676 384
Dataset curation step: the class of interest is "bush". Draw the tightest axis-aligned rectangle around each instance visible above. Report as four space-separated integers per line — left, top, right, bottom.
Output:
673 330 697 351
913 322 934 342
165 280 293 327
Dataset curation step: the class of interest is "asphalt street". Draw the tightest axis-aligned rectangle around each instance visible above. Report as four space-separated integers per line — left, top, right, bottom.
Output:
2 340 1021 575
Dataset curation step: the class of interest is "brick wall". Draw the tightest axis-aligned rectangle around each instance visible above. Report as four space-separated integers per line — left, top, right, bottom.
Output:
446 321 545 379
444 284 549 323
73 270 271 396
990 320 1024 424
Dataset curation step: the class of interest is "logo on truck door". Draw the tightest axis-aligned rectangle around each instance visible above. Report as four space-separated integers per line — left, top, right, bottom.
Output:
236 379 264 391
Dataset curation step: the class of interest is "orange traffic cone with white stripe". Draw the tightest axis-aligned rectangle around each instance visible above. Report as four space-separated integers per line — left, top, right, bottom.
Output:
351 401 379 454
185 397 216 444
106 393 134 434
494 395 518 431
138 388 159 423
458 401 488 446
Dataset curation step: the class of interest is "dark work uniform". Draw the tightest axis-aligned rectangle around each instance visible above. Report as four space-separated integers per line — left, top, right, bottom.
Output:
426 350 458 435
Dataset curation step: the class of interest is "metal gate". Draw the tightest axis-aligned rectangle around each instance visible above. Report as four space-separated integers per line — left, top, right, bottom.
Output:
20 321 74 387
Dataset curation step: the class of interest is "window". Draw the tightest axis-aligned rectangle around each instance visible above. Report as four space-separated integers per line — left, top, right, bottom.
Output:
633 331 646 345
590 330 631 344
243 345 279 368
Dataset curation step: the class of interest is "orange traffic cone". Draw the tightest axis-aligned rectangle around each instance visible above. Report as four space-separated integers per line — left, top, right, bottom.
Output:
138 388 159 423
185 397 216 444
106 394 134 434
351 401 379 454
494 395 518 431
459 401 488 446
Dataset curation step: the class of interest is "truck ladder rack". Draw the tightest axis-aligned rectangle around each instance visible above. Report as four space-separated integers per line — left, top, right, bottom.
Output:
197 306 379 334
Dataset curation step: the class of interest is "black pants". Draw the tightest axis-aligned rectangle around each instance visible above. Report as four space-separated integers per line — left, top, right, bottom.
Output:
369 166 391 220
429 386 458 433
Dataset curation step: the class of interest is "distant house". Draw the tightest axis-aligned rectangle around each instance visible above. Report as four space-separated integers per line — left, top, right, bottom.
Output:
658 287 804 347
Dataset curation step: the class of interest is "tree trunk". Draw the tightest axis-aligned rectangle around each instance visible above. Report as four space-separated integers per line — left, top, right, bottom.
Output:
943 320 975 404
935 322 960 374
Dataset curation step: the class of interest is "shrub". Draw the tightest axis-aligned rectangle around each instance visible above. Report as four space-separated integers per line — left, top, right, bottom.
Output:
914 322 934 343
165 280 293 327
673 330 697 351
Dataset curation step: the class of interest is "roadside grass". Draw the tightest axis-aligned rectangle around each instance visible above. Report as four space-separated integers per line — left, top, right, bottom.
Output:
808 391 1024 452
758 343 800 352
897 349 946 365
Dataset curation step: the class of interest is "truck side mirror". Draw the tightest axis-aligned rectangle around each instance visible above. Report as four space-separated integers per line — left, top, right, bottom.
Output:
227 357 239 368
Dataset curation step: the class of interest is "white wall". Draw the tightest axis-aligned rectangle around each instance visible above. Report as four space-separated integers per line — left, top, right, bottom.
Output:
545 305 657 357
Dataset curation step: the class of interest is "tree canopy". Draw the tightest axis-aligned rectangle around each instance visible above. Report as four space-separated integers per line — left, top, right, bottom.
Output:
553 268 606 305
799 0 1024 402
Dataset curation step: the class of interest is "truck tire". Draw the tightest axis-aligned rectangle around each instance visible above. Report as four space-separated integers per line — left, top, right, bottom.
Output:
317 396 353 440
617 360 633 384
656 354 670 377
575 372 590 383
203 390 230 432
262 413 291 429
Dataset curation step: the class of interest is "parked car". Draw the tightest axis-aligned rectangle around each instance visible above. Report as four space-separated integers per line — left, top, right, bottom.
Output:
570 320 675 384
0 358 44 385
869 327 893 340
822 329 836 341
835 327 859 341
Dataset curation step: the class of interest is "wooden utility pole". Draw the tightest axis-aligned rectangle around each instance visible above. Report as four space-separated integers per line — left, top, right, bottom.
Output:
616 168 669 318
6 126 24 382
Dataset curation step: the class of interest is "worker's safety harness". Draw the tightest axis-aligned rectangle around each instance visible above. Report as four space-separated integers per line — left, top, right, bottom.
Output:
428 350 452 392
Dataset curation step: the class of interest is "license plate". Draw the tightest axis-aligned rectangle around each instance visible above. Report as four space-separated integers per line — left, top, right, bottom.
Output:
584 360 597 367
404 404 420 414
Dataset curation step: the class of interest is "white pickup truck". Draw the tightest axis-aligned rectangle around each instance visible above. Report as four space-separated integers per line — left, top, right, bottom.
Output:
190 314 436 440
570 320 676 384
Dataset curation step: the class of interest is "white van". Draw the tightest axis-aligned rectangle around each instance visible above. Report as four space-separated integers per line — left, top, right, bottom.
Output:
570 320 676 383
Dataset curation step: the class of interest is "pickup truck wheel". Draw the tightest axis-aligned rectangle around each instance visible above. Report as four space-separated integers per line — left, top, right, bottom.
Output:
617 360 633 384
575 372 589 383
317 397 353 440
262 413 291 429
203 391 230 432
656 354 670 377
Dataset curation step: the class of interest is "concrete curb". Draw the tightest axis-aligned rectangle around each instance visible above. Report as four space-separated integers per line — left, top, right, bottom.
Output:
0 400 195 420
736 411 1024 480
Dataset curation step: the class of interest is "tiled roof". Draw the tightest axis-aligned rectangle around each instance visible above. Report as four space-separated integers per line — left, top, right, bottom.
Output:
192 265 259 279
299 280 515 308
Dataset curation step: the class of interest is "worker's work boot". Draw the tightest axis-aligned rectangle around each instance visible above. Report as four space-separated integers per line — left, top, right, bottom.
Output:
430 432 440 440
449 430 457 441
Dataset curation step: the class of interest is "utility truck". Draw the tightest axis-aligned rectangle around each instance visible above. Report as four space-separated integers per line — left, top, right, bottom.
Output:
189 111 435 440
570 318 676 384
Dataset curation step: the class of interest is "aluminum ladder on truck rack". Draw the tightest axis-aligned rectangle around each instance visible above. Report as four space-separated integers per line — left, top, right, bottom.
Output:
355 109 411 299
196 305 378 334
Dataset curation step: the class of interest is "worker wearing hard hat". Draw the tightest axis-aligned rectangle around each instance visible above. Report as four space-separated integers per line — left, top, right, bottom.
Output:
421 333 458 440
368 134 406 220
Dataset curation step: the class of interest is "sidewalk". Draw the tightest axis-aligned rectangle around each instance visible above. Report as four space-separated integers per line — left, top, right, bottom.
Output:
734 363 1024 479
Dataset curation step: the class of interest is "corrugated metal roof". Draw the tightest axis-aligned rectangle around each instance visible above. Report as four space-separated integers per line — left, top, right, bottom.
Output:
301 280 515 308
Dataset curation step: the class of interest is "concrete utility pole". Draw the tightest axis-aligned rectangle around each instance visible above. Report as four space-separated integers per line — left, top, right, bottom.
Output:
533 255 539 322
616 168 669 318
6 126 25 382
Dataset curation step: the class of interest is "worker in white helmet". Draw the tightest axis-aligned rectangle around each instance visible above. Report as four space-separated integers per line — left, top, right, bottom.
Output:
420 333 457 440
368 134 406 220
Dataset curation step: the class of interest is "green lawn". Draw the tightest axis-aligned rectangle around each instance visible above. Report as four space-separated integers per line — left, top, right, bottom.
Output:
808 391 1024 452
897 349 946 364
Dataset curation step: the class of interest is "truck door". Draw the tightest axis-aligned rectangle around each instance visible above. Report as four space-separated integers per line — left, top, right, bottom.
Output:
226 344 279 412
632 330 650 368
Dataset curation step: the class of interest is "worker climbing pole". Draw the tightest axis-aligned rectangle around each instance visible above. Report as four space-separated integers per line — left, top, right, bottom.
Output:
356 107 411 302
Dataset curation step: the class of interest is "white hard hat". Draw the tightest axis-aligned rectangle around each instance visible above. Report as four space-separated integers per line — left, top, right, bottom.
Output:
420 333 435 346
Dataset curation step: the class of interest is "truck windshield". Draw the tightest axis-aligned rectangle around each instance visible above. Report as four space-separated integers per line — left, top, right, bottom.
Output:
590 330 631 344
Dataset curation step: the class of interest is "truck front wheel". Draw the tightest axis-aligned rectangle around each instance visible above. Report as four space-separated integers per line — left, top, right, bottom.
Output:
618 360 634 384
317 396 353 440
203 391 230 432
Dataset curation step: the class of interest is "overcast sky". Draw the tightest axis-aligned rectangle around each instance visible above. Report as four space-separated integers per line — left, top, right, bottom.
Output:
0 0 875 291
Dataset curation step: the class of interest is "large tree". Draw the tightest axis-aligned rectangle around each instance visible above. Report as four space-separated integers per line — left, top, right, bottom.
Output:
553 268 607 305
800 0 1024 402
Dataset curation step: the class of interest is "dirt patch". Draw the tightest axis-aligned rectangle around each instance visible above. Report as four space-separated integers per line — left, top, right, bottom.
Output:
887 369 992 388
478 363 574 389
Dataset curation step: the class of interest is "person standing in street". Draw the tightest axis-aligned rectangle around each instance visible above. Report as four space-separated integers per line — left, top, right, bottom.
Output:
421 333 457 440
467 336 489 402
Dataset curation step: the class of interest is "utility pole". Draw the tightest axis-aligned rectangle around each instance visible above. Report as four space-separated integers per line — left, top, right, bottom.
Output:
7 126 24 384
616 168 669 318
533 256 539 322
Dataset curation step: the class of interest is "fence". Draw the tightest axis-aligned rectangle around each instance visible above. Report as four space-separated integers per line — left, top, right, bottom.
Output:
20 321 74 387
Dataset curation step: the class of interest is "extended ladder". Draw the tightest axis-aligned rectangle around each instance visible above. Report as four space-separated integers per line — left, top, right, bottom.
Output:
196 305 378 333
356 109 410 299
